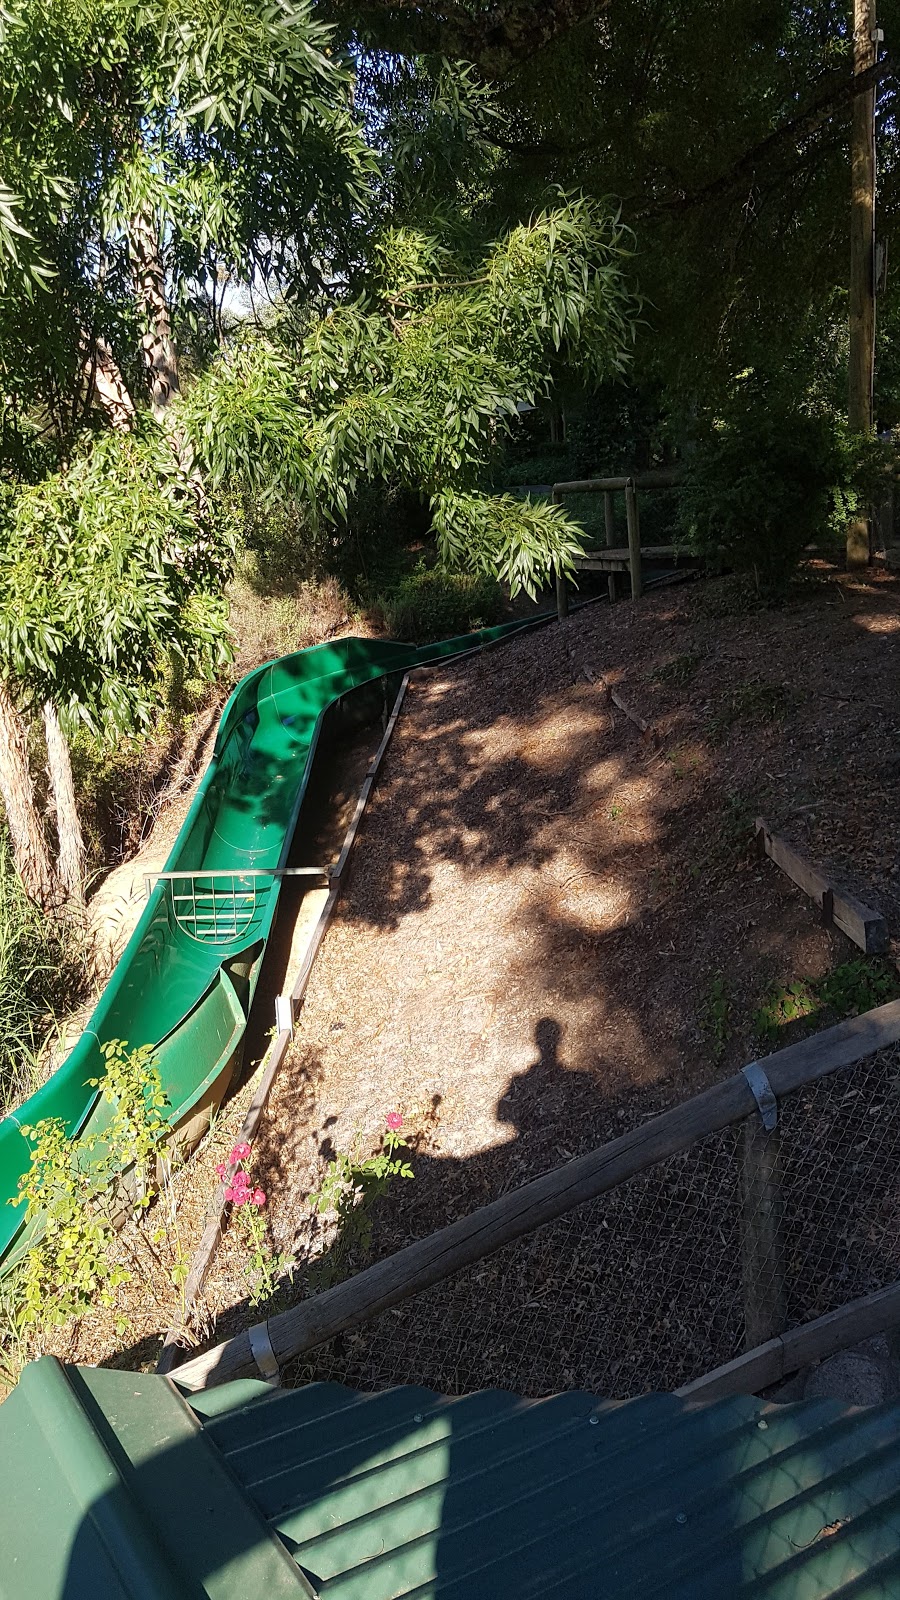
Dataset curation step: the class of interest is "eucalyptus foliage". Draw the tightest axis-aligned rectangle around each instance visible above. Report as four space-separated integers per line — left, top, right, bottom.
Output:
187 196 638 596
0 0 374 461
0 425 233 734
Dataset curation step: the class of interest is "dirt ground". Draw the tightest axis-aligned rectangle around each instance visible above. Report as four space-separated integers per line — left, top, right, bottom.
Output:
231 566 900 1282
22 562 900 1383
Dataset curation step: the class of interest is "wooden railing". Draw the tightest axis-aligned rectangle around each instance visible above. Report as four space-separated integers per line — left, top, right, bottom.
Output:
174 998 900 1393
553 468 682 612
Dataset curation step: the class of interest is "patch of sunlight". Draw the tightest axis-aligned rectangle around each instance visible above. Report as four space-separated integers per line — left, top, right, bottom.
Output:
852 610 900 634
519 707 605 769
547 855 635 934
277 1414 452 1596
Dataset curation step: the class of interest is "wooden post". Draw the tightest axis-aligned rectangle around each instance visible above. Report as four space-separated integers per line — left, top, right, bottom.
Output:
604 490 617 603
625 478 642 600
553 486 569 620
848 0 877 567
740 1114 786 1350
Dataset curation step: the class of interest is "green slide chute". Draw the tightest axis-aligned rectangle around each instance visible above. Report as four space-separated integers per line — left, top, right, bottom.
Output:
0 621 542 1267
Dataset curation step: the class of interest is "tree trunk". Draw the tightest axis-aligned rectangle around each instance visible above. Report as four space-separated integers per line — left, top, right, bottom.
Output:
129 207 208 521
847 0 877 567
130 205 181 422
42 701 86 904
0 680 61 907
83 334 137 432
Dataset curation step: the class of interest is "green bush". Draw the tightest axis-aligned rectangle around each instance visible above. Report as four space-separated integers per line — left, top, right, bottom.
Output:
378 564 504 642
679 384 890 589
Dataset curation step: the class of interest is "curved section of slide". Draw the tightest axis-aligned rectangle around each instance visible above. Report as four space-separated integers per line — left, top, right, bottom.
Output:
0 620 544 1267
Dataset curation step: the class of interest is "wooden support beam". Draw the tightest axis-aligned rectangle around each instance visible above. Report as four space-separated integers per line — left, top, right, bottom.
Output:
553 469 681 494
755 818 888 953
173 997 900 1391
604 490 617 603
624 478 642 601
678 1277 900 1401
609 685 652 737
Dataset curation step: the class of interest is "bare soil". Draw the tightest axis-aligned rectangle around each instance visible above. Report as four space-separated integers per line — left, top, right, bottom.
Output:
240 566 900 1285
23 562 900 1383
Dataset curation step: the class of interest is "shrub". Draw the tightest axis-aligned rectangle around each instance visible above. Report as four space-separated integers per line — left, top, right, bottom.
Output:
10 1040 170 1338
378 564 504 642
679 384 891 589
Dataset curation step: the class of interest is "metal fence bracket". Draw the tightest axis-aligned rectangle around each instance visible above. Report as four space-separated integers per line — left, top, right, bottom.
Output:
249 1320 281 1385
742 1062 779 1131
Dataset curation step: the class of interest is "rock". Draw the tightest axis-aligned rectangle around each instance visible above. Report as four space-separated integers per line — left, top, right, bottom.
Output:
803 1338 900 1405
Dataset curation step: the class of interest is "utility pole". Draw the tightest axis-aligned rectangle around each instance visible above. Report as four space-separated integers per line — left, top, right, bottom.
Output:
847 0 877 567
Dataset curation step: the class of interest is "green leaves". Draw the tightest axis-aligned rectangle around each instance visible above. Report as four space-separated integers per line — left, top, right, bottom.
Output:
185 197 635 596
0 422 234 734
11 1038 170 1334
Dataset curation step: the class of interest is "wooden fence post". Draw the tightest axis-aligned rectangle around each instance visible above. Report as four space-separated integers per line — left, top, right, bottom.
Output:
553 486 569 620
604 490 618 603
741 1114 786 1349
625 478 642 600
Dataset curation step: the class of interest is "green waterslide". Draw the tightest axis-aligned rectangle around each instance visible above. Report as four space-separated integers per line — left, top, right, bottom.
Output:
0 620 545 1268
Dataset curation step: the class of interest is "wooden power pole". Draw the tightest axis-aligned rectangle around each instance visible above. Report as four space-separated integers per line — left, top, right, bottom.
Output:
847 0 878 567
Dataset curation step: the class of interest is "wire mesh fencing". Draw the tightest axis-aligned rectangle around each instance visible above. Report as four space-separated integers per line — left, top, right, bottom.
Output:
287 1045 900 1398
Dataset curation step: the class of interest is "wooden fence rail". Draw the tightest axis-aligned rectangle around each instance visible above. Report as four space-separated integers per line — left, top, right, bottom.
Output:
173 998 900 1391
552 469 683 610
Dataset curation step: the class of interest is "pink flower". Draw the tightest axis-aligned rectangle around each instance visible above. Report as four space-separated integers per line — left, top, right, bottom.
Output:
251 1189 266 1207
215 1162 226 1179
230 1141 251 1163
386 1111 403 1132
230 1188 250 1206
231 1169 251 1191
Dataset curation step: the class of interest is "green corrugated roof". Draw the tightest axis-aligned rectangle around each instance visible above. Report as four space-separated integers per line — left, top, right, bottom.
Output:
3 1356 900 1597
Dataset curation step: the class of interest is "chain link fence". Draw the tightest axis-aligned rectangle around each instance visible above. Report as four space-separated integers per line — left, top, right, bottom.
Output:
286 1045 900 1397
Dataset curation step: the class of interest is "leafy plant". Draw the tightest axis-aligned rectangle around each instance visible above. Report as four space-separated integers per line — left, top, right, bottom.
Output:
701 972 730 1062
816 959 900 1018
218 1140 293 1309
710 682 788 740
187 195 639 600
378 564 503 642
679 381 891 590
753 960 900 1042
753 979 817 1041
650 652 703 688
9 1039 170 1338
307 1112 414 1288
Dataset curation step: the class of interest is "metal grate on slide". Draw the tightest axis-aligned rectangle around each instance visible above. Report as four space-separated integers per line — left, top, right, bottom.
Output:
144 867 330 947
167 872 267 945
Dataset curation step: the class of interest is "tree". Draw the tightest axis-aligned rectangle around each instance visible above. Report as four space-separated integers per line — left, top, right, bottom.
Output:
0 0 374 900
0 426 235 900
186 195 639 597
344 3 900 435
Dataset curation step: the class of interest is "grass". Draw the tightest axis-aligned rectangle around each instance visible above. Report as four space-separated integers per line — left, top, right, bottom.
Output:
0 836 90 1116
649 651 703 688
701 972 730 1061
